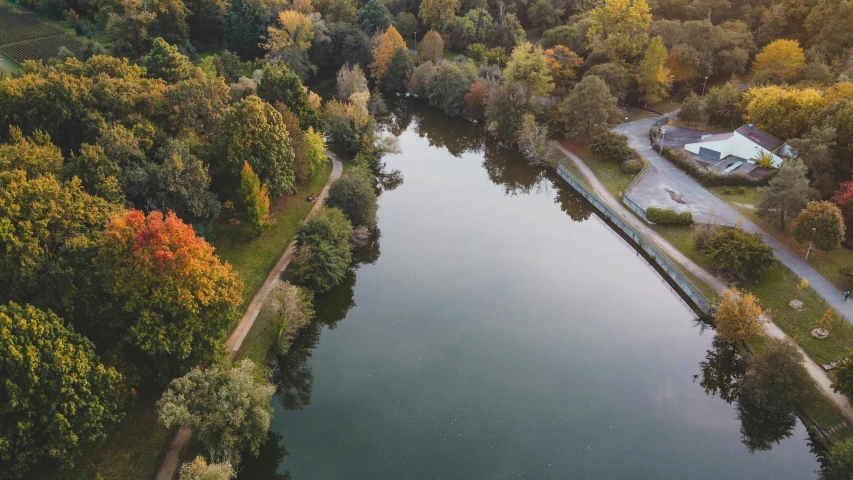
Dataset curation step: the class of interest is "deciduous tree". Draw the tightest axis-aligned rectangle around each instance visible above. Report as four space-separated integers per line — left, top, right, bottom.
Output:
558 75 621 137
0 127 64 178
544 45 582 90
713 287 767 344
257 63 323 133
587 0 652 61
702 227 774 277
325 169 379 228
832 182 853 237
238 161 271 235
179 457 235 480
751 39 805 83
336 63 369 101
419 30 445 63
516 113 552 164
792 201 845 251
677 92 702 123
369 25 407 82
358 0 391 33
419 0 460 29
789 125 838 196
291 207 353 292
636 36 672 104
741 338 809 416
97 209 243 381
0 302 124 479
756 159 817 230
504 41 553 97
220 95 296 197
742 85 826 140
158 360 275 465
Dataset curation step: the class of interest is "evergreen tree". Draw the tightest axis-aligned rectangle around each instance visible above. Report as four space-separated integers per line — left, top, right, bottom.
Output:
358 0 392 34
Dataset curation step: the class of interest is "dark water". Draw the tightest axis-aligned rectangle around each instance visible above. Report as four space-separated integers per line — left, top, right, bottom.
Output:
240 101 823 479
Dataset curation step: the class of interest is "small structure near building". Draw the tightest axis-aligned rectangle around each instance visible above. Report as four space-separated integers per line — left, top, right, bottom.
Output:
684 124 788 170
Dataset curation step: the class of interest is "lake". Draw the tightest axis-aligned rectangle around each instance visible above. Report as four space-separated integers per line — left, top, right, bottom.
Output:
239 100 823 479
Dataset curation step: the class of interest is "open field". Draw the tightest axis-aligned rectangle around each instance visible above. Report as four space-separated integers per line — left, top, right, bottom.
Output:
0 2 86 64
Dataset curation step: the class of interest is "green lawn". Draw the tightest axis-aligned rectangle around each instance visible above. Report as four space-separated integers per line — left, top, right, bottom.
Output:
559 139 640 200
709 185 853 293
234 306 281 365
50 393 174 480
213 161 332 307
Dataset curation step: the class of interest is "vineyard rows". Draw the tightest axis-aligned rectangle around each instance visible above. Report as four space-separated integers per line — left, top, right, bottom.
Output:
0 4 84 64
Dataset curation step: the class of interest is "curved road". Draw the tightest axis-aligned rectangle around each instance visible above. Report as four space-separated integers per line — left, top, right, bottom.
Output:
155 152 343 480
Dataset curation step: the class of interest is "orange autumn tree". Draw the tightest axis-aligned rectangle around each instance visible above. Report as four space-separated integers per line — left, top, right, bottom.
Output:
544 45 583 89
370 25 406 82
97 209 243 381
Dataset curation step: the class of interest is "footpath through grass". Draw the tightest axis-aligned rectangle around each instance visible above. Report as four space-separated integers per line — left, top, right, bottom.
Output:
559 139 639 199
213 161 332 307
710 185 853 293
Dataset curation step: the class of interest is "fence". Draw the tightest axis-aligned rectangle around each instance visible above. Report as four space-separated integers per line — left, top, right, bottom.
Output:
556 164 714 316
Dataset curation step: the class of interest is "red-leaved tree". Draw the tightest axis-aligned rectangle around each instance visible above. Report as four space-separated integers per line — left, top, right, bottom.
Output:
97 209 243 382
832 182 853 236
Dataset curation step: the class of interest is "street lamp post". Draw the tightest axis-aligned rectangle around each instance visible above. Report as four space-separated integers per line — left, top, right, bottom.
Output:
702 76 709 97
659 127 666 154
806 227 817 259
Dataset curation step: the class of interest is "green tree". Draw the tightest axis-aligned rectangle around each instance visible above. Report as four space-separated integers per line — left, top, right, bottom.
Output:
142 37 194 83
504 41 554 97
256 63 324 133
419 0 460 29
325 169 379 228
541 25 586 52
558 75 621 137
0 171 115 333
158 359 275 465
359 0 391 33
833 350 853 399
587 0 652 61
441 16 475 52
0 302 124 479
465 8 494 44
394 12 418 40
0 127 63 178
792 201 846 251
788 125 838 196
419 30 445 63
382 47 415 93
485 82 529 141
66 143 124 204
528 0 565 31
636 36 671 104
756 159 817 230
702 227 774 277
336 63 369 101
678 92 702 123
220 95 296 197
704 79 743 129
96 210 243 382
238 161 271 235
223 0 271 60
292 207 354 292
584 62 632 103
492 12 525 50
741 338 809 415
713 287 767 344
425 61 477 117
824 436 853 480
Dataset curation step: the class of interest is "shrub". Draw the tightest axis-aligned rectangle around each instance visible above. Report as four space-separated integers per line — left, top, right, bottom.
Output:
692 221 720 250
646 207 693 225
659 147 775 187
621 158 644 174
702 226 774 277
589 130 633 162
325 169 379 228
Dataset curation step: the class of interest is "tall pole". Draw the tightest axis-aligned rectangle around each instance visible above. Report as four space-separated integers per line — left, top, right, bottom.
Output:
806 227 816 259
702 76 709 97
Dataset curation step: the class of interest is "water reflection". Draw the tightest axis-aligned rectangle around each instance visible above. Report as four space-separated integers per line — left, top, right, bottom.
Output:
238 432 291 480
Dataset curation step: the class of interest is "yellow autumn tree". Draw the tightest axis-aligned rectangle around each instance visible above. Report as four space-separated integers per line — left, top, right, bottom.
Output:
818 307 835 331
587 0 652 61
636 36 672 104
752 39 805 82
265 10 315 57
713 287 767 344
369 25 406 82
742 85 827 140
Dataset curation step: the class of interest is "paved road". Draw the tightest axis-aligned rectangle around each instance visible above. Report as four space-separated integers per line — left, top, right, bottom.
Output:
616 116 853 324
155 152 343 480
554 141 853 425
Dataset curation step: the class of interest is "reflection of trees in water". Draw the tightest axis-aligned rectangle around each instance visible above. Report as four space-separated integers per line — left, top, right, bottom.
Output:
482 142 547 196
696 336 745 405
384 98 487 157
696 335 799 453
272 231 378 411
236 431 291 480
546 170 592 222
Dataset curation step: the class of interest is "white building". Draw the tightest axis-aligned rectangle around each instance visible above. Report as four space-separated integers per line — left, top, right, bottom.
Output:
684 124 786 169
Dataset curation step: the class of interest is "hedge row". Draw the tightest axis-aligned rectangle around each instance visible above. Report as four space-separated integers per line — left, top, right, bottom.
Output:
646 207 693 225
657 146 775 187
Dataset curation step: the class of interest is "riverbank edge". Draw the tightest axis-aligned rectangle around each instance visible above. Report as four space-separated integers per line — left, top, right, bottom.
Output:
551 140 853 447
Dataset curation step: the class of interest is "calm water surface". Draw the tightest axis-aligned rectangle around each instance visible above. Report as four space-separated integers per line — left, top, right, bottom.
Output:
240 101 822 479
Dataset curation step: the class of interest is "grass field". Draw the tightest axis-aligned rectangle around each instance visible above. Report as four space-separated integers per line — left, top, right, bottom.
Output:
558 138 640 199
213 161 333 307
710 185 853 293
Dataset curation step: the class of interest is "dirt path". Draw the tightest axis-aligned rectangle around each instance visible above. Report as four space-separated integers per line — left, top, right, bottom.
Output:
554 142 853 426
155 152 343 480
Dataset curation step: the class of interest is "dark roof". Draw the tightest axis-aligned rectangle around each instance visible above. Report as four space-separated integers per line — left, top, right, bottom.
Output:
735 125 784 152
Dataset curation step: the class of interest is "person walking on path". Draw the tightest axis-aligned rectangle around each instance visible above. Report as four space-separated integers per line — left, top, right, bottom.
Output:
846 291 850 301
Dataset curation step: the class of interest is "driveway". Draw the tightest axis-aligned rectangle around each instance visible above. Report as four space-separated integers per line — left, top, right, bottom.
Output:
616 115 853 323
